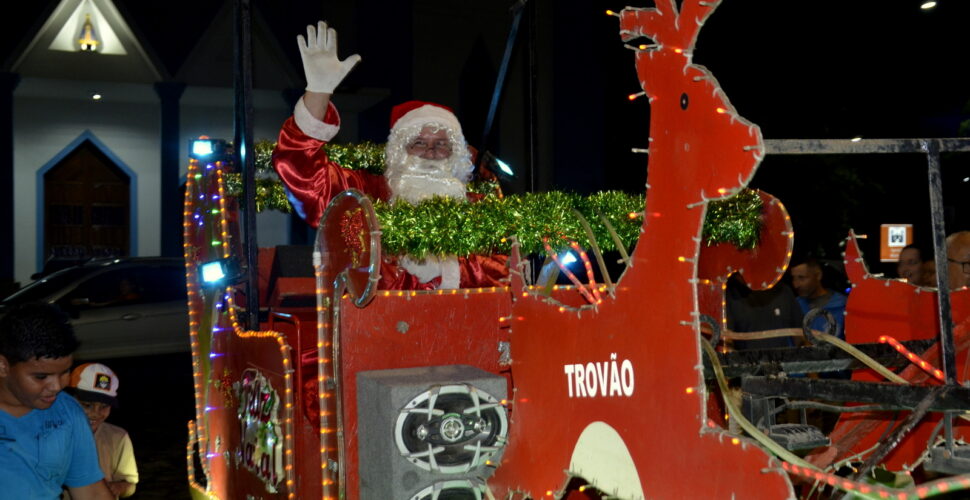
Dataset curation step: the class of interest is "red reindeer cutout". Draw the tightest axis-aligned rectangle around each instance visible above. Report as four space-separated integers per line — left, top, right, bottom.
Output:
488 1 794 497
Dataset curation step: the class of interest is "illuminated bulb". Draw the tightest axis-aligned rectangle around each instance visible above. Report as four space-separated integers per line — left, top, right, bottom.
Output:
628 91 645 101
716 107 726 114
605 9 615 15
921 1 936 9
91 93 102 101
560 252 578 265
850 136 862 142
685 387 694 394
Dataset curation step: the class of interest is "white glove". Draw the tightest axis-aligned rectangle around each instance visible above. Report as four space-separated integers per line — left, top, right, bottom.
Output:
298 21 361 94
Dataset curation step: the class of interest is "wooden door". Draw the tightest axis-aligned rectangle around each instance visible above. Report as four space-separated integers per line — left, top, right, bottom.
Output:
44 140 130 264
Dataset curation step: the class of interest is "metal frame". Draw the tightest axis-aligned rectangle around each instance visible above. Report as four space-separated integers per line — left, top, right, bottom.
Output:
727 137 970 467
707 339 936 378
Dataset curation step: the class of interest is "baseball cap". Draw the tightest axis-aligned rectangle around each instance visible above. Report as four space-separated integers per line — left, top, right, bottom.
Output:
68 362 119 407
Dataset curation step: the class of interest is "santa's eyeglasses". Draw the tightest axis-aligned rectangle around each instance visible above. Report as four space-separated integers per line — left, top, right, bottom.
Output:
406 139 453 155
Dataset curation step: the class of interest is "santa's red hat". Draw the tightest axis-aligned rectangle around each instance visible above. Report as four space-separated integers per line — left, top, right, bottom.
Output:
389 100 462 134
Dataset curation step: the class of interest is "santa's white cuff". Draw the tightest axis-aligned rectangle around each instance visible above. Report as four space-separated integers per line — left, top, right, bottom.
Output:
400 256 441 284
294 96 340 142
438 257 461 290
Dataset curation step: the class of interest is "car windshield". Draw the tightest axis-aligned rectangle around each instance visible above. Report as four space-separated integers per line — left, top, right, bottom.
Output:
2 267 92 304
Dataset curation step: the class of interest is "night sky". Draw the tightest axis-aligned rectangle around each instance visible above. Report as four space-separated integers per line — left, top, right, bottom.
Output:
691 1 970 276
597 1 970 278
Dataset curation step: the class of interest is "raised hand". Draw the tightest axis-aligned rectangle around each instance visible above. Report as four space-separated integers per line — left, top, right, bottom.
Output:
298 21 362 94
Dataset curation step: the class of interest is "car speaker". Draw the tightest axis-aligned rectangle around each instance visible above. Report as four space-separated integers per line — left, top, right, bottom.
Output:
357 365 507 500
394 383 507 473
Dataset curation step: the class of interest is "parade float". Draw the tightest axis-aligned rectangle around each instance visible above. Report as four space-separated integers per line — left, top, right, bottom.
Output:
183 1 970 498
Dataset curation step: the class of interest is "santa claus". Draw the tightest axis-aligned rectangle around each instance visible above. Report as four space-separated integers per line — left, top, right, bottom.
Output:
273 21 507 290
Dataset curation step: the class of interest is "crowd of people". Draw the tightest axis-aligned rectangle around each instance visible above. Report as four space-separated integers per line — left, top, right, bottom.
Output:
889 231 970 291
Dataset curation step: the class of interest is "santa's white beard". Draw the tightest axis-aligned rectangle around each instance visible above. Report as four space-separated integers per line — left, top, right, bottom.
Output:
386 156 466 204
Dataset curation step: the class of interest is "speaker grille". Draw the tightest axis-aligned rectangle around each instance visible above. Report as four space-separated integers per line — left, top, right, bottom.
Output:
408 480 486 500
394 384 508 473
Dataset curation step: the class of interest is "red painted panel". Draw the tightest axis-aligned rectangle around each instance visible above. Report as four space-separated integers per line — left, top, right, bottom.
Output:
698 191 793 291
488 2 794 497
338 292 512 499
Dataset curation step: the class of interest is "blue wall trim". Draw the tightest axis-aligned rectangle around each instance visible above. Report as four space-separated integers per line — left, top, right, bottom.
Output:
35 130 138 273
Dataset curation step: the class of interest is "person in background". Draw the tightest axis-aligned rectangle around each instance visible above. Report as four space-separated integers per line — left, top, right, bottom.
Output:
920 260 937 289
725 273 803 349
64 363 138 499
896 244 923 284
791 257 847 339
0 303 112 500
946 231 970 290
791 257 849 379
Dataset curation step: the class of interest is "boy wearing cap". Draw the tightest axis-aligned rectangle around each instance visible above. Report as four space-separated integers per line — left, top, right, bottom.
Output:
0 302 113 500
66 363 138 499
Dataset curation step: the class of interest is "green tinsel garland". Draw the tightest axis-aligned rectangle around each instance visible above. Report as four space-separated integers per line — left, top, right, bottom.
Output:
702 188 763 250
375 191 645 258
228 142 763 255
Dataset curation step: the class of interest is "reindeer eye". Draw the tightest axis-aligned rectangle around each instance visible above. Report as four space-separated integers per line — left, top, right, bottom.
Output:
680 93 689 110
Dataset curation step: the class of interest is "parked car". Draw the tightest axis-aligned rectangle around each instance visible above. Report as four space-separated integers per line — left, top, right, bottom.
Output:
0 257 189 360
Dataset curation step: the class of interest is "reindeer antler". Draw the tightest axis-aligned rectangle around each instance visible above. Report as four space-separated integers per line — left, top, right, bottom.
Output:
619 0 719 51
616 0 762 205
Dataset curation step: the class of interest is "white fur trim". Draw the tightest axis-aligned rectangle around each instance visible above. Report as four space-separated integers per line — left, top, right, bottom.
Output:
393 105 461 135
400 256 442 284
294 96 340 142
439 257 461 289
